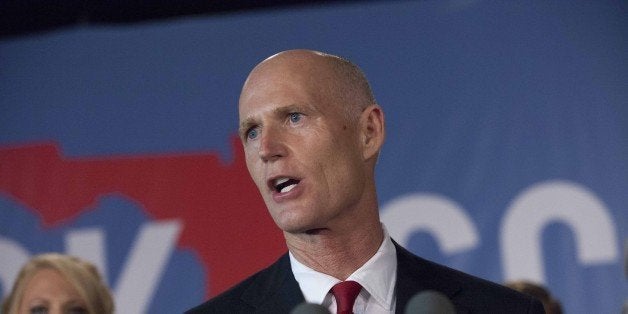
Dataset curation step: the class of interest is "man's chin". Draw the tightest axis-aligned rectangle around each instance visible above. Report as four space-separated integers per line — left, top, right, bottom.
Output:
306 227 333 235
281 224 329 236
271 208 329 234
278 224 311 234
275 219 315 233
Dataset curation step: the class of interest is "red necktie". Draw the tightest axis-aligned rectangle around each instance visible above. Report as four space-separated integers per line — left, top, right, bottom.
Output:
331 281 362 314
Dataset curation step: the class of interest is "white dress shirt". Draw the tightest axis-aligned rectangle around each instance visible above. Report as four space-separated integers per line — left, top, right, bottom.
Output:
289 225 397 314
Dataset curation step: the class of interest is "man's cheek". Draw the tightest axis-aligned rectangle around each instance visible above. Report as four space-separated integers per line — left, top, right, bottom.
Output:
244 158 258 177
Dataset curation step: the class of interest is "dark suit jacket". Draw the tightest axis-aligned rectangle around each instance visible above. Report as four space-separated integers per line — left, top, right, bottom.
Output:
186 242 545 313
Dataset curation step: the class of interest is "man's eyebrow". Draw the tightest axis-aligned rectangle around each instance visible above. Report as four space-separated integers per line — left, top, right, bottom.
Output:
238 118 256 137
238 103 310 136
270 104 298 118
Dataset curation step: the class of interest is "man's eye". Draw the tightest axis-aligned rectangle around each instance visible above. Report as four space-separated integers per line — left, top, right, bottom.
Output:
247 128 259 140
289 113 302 123
30 306 48 314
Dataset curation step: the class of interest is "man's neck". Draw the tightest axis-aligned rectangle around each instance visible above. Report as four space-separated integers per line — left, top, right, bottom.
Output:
285 220 384 280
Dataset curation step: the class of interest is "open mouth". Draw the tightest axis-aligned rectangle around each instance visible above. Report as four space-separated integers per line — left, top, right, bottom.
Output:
273 177 300 193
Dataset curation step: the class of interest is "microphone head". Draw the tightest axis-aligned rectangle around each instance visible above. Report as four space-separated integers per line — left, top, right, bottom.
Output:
290 302 331 314
405 290 456 314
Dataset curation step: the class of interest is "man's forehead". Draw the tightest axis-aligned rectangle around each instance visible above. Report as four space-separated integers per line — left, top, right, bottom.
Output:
247 51 335 83
239 62 324 110
237 50 344 119
239 103 298 123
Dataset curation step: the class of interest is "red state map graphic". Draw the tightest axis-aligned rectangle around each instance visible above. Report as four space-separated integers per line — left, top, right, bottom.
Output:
0 138 285 298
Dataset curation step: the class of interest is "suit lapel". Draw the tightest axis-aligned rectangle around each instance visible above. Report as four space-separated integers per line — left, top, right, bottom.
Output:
393 241 466 314
241 253 305 313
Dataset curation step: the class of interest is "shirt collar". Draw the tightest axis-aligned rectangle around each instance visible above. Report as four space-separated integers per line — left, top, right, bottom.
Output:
289 224 397 310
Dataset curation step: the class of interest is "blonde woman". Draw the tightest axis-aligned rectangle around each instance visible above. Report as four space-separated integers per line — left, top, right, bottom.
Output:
2 253 113 314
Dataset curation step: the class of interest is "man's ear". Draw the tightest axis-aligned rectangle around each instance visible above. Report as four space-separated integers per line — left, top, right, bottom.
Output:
359 104 385 161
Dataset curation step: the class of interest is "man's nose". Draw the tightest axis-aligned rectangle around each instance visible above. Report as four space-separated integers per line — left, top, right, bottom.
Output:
258 126 286 162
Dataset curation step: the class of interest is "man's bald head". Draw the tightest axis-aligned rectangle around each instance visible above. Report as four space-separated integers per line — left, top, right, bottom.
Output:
237 49 386 239
240 49 376 122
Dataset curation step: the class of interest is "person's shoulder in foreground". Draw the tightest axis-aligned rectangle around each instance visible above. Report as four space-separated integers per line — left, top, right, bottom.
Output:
185 254 301 314
395 244 545 313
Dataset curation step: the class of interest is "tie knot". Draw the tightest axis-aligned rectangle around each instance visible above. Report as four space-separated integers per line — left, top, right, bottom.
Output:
331 281 362 314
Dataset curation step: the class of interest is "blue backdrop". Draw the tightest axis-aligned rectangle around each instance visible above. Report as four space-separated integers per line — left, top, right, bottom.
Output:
1 1 626 313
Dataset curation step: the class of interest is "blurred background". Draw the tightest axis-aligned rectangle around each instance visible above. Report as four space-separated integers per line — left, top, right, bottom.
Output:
1 0 626 313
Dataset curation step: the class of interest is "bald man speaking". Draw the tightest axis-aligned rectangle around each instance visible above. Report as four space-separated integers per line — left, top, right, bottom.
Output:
186 50 544 314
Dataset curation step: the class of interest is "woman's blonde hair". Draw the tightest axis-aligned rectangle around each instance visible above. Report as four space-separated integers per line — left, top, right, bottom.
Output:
1 253 114 314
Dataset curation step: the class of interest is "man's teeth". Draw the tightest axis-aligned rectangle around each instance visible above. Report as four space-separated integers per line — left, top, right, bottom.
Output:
276 178 289 186
274 178 298 193
281 183 296 193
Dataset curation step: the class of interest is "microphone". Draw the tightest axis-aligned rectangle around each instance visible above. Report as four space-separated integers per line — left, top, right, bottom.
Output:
405 290 456 314
290 302 331 314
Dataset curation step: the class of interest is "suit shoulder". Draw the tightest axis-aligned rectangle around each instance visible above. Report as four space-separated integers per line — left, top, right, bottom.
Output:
185 253 292 314
184 274 256 314
396 244 544 313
